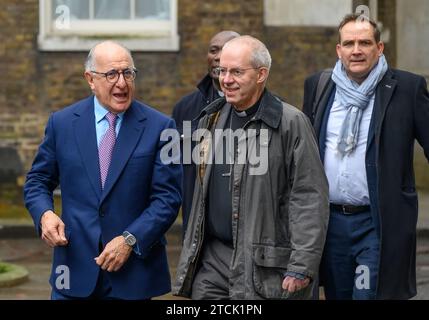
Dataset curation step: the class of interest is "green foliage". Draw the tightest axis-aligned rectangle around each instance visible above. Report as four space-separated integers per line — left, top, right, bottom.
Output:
0 263 12 274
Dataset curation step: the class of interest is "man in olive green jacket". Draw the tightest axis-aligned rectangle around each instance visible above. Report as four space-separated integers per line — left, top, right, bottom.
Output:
173 36 329 300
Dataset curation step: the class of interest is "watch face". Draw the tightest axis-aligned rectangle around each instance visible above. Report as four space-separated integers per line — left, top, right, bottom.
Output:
126 234 136 246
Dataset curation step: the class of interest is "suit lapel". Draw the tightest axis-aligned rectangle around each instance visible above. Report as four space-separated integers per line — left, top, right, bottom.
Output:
73 97 102 200
373 70 397 149
100 101 146 203
314 81 335 137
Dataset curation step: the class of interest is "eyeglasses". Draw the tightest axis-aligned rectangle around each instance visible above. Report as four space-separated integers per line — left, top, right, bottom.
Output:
90 68 138 83
214 67 260 78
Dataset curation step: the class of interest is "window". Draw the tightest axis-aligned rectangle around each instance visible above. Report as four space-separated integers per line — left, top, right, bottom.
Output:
264 0 378 27
38 0 179 51
264 0 351 27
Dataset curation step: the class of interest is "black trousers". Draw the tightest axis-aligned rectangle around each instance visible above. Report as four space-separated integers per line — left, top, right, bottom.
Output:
191 238 233 300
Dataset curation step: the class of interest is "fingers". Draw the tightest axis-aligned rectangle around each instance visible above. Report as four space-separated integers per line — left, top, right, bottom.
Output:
108 252 124 272
96 250 126 272
282 276 310 293
95 236 132 272
40 211 68 247
303 278 310 287
41 233 55 248
287 281 298 292
282 276 293 291
45 224 67 246
58 223 68 244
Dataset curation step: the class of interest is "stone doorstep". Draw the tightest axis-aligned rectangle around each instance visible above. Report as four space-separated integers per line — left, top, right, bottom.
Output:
0 225 37 239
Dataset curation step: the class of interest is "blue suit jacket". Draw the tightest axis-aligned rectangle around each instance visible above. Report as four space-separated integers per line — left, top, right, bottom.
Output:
24 96 182 299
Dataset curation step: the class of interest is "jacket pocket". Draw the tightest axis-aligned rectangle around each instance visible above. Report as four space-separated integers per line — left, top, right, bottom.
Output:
401 186 418 208
252 244 312 300
252 244 290 299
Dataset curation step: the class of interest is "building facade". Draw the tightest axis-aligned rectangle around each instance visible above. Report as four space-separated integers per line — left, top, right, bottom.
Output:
0 0 428 219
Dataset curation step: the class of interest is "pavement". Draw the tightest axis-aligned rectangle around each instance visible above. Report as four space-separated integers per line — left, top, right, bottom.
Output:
1 191 429 300
0 223 184 300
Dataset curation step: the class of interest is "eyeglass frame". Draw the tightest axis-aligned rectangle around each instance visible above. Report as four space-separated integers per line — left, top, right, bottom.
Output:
214 66 263 78
90 67 138 83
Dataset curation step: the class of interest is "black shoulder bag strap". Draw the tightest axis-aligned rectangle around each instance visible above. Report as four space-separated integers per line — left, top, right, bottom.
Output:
312 68 333 121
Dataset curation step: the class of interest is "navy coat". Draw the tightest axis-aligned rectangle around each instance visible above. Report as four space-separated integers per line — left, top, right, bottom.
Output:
303 69 429 299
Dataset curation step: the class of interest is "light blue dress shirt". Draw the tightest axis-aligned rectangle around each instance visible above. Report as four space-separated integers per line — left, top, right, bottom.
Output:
94 96 124 147
324 89 374 206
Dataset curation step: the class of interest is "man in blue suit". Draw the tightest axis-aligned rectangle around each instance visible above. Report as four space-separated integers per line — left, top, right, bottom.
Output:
24 41 182 299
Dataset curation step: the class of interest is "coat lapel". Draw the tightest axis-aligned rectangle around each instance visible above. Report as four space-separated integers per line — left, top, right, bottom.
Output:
100 101 146 203
201 103 231 195
73 97 102 200
373 70 397 149
314 81 335 137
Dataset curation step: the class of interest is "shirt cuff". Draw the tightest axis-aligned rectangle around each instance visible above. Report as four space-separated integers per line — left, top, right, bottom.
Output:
284 271 307 280
133 243 142 256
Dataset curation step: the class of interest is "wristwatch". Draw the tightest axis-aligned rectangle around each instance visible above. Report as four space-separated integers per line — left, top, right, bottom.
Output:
122 231 137 247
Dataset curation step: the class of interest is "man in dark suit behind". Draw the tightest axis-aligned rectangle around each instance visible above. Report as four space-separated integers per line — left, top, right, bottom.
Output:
172 30 240 236
303 14 429 299
24 41 182 299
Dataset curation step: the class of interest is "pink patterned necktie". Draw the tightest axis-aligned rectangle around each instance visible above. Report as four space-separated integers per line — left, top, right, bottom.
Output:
99 112 117 189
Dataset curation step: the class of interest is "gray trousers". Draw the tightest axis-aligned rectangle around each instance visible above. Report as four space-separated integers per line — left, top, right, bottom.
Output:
191 238 233 300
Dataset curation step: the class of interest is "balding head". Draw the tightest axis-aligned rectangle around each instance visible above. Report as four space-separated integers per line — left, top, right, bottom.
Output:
222 35 272 72
84 41 136 114
219 35 271 111
85 41 134 72
209 31 241 46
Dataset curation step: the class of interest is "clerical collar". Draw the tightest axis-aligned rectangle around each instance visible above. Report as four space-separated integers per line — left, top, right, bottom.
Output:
232 95 262 118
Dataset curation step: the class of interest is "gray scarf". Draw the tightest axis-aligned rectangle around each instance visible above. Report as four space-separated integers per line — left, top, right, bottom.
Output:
331 54 388 156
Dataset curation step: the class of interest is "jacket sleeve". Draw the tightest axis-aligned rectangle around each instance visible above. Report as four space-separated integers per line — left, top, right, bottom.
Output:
125 118 183 258
414 76 429 161
23 114 59 236
285 112 329 279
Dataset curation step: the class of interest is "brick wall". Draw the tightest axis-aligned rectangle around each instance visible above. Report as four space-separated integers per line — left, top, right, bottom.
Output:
0 0 427 194
264 26 338 107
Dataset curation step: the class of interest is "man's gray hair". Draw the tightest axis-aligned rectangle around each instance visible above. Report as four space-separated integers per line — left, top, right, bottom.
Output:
84 41 134 71
250 42 271 71
223 35 272 72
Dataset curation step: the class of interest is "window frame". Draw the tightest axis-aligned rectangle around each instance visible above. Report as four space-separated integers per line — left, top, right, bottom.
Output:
264 0 378 27
38 0 179 52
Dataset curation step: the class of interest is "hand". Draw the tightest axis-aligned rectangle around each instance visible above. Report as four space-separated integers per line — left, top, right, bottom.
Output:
95 236 132 272
40 210 68 247
282 276 311 293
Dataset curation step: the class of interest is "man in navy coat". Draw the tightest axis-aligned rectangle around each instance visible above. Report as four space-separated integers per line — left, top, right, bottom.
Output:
24 41 182 299
172 30 239 236
303 14 429 299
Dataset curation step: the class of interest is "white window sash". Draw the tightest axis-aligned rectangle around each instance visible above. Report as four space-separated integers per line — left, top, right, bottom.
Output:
38 0 179 51
50 20 172 36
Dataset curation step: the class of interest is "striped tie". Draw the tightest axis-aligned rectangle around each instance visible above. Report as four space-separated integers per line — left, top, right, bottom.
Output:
99 112 117 189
